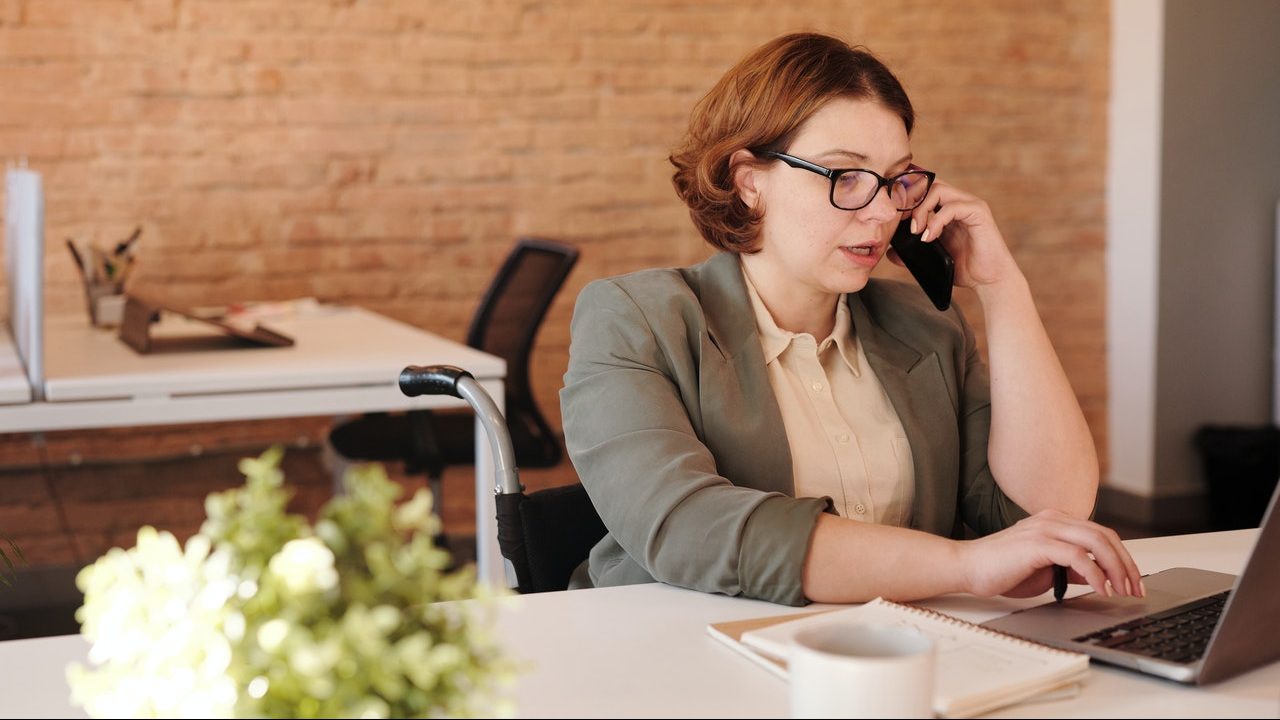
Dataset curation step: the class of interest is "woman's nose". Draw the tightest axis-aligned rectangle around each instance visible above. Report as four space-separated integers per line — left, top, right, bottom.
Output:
857 184 900 224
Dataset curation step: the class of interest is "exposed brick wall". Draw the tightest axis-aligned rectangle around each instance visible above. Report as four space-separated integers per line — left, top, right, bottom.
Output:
0 1 1109 567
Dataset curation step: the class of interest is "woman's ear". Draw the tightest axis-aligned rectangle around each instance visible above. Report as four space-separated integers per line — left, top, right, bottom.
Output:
729 149 763 209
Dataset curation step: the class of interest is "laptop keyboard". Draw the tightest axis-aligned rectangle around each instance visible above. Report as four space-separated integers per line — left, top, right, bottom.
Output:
1072 591 1231 664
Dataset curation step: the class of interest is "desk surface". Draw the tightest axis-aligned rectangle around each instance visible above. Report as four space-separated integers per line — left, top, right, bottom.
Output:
0 304 511 586
1 530 1276 718
497 529 1278 718
0 306 506 433
0 335 30 405
42 305 504 402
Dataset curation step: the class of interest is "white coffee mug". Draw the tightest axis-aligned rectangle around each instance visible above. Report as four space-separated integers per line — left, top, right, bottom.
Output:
789 622 935 719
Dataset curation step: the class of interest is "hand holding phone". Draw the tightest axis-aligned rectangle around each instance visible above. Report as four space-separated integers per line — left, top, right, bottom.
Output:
890 219 954 311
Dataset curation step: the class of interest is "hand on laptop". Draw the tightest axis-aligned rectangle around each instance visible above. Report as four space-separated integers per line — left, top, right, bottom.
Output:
958 510 1145 600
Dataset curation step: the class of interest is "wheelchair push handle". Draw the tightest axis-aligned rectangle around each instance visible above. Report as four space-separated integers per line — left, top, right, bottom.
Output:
398 364 523 496
399 364 472 398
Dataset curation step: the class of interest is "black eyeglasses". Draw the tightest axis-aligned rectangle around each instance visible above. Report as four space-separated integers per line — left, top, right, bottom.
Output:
758 150 936 212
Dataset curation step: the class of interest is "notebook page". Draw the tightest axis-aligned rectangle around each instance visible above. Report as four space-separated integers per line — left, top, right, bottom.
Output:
740 597 1088 718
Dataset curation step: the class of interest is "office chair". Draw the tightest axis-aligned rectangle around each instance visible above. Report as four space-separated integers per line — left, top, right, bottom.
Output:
328 238 580 528
399 364 607 594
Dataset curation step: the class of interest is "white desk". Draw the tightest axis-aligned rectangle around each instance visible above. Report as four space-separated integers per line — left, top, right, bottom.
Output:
496 530 1279 718
1 530 1276 718
0 306 510 585
0 336 31 405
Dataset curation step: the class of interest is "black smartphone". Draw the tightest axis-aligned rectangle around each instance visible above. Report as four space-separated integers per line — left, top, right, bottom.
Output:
889 219 954 311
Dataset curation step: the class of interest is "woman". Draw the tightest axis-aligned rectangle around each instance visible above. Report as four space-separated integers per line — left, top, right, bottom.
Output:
560 32 1142 606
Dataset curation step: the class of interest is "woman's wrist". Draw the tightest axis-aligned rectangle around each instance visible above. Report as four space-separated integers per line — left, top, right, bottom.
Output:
947 538 976 596
973 268 1031 310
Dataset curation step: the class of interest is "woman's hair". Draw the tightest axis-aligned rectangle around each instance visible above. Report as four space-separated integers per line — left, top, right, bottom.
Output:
670 33 914 253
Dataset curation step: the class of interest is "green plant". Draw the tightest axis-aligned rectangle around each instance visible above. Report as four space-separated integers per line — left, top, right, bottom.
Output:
67 447 514 718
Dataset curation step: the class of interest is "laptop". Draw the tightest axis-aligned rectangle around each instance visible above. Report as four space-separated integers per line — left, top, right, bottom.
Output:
981 482 1280 684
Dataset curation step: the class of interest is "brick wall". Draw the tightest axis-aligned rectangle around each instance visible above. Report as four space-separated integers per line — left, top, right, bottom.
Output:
0 0 1109 567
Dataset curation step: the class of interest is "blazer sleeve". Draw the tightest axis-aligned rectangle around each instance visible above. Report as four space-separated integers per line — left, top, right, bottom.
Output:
954 304 1031 536
560 278 827 605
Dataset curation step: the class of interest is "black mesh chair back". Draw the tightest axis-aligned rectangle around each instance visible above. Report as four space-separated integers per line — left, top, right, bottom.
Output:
467 238 579 469
329 238 579 504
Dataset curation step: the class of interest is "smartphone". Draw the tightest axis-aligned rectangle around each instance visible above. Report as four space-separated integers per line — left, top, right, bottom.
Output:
889 219 954 311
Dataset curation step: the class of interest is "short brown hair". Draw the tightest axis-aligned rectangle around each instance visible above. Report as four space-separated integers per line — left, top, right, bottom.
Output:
670 33 915 253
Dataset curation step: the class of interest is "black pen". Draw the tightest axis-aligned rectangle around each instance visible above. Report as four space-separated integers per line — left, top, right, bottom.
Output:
114 226 142 257
1053 564 1068 603
65 238 88 282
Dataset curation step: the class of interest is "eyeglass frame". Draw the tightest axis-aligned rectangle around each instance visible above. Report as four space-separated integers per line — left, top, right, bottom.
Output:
755 150 937 212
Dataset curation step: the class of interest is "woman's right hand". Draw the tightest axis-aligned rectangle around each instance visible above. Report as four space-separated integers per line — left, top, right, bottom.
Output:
957 510 1145 599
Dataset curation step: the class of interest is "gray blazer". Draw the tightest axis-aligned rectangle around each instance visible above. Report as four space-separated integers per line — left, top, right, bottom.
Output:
560 252 1028 606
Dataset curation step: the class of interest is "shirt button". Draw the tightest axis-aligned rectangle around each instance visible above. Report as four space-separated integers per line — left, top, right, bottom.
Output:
837 433 850 444
854 503 866 515
811 381 824 392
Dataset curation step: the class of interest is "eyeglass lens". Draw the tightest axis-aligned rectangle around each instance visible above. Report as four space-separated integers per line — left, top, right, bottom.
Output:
834 171 931 211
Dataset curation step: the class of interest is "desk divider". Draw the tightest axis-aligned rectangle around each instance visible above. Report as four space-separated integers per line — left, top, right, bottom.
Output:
4 167 43 401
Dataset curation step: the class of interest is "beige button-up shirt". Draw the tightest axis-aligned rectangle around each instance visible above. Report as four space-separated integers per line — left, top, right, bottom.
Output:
743 268 916 526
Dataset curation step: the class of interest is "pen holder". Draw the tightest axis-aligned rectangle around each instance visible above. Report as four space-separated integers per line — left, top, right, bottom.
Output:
86 282 125 328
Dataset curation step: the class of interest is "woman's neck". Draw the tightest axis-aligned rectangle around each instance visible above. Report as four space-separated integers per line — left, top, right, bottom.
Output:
740 254 840 339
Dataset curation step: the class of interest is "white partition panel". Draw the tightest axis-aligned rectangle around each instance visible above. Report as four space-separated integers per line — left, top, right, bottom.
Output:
4 168 43 401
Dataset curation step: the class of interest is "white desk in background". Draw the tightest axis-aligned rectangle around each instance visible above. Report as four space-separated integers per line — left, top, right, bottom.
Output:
0 305 510 586
0 336 31 405
1 530 1276 718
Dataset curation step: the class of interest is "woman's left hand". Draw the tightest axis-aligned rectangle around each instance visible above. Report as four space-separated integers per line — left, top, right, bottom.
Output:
891 179 1020 289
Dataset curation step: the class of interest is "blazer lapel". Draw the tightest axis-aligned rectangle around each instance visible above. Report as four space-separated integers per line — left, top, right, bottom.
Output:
688 258 962 525
692 253 795 496
848 290 960 535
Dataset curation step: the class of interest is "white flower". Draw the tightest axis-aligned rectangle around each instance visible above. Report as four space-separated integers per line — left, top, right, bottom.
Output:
67 449 511 719
266 537 338 596
69 527 241 718
256 619 289 654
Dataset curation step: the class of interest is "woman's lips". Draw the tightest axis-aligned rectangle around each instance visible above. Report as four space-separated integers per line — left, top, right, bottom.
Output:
839 245 880 267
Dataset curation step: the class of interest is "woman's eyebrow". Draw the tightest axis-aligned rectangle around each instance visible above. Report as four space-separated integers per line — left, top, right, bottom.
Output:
816 149 913 168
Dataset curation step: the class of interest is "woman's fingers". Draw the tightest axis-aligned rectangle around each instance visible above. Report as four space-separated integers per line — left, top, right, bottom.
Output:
1036 514 1145 598
909 180 980 239
1098 524 1144 597
967 513 1146 600
1065 567 1091 585
908 182 944 235
921 198 990 244
1048 542 1111 598
1068 525 1142 597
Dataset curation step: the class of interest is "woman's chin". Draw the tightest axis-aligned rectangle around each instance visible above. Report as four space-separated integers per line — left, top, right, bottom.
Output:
825 267 874 294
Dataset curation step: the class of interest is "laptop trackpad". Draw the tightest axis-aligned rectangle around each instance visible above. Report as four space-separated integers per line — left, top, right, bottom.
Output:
981 567 1237 642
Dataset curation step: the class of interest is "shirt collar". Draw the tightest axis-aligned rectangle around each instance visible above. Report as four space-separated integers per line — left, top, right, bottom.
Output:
740 265 862 376
829 299 862 377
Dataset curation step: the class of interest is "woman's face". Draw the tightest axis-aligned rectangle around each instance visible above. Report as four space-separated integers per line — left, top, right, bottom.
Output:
742 97 912 297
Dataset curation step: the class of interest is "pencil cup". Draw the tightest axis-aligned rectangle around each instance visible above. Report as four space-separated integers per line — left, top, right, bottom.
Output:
87 285 125 328
789 622 934 719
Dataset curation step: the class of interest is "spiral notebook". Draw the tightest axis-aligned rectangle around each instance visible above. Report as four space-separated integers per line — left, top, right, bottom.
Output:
709 597 1089 719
